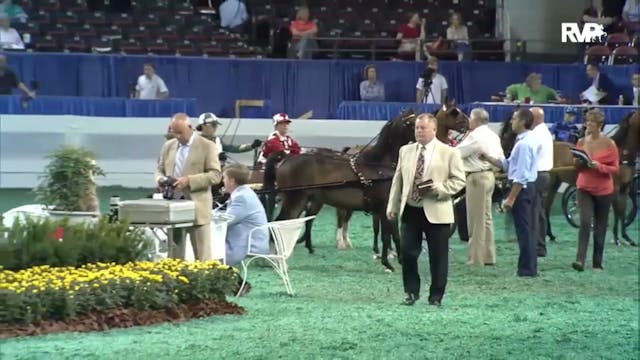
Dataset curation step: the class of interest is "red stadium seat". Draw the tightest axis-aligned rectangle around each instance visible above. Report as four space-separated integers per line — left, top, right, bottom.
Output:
609 46 639 65
583 45 611 64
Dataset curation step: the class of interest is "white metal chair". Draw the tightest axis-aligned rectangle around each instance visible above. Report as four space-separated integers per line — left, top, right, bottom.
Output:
237 216 316 297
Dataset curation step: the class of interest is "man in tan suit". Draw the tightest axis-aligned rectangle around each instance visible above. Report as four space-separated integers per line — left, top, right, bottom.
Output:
155 113 222 261
387 113 465 307
456 108 504 266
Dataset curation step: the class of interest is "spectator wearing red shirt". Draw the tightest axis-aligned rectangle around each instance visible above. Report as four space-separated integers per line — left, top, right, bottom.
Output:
290 6 318 59
258 113 302 165
396 13 424 59
571 109 619 272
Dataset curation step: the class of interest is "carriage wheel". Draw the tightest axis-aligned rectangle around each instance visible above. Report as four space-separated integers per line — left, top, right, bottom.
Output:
625 174 639 227
562 186 580 228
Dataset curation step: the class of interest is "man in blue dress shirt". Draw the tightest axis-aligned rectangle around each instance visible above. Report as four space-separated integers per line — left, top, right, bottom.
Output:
482 109 539 277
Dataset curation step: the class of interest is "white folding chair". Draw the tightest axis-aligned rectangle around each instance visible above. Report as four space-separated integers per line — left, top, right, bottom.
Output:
237 216 315 297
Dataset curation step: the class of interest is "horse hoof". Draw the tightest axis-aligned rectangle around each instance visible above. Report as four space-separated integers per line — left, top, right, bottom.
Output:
373 254 380 260
625 240 637 247
384 268 393 273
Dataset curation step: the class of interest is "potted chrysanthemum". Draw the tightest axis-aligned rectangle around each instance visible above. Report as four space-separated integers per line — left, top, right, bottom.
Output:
34 145 104 224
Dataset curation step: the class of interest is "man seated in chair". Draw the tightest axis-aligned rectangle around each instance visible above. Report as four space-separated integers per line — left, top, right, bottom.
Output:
222 163 270 296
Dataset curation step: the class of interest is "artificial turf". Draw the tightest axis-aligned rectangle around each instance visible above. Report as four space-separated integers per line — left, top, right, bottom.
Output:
0 187 638 360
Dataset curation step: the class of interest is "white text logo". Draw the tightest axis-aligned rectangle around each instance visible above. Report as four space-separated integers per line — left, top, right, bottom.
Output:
561 23 607 43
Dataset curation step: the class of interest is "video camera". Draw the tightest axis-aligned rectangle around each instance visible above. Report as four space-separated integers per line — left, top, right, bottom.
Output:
420 67 435 86
159 176 178 199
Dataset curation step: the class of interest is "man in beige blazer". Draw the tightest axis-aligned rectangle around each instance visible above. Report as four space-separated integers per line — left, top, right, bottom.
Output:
155 113 222 261
387 113 465 307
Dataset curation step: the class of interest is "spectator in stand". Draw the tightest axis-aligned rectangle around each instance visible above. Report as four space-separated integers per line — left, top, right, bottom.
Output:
582 63 614 105
360 64 385 101
416 57 448 104
0 55 35 97
135 63 169 100
396 13 425 59
0 0 27 24
505 73 560 104
621 73 640 106
582 0 622 33
571 109 619 272
0 13 23 49
219 0 249 33
446 12 469 61
622 0 640 34
290 6 318 59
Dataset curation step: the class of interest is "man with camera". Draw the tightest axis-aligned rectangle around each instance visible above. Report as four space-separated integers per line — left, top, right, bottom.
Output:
155 113 222 261
415 57 448 104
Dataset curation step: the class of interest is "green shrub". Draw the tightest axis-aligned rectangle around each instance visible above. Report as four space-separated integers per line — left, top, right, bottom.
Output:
0 217 152 271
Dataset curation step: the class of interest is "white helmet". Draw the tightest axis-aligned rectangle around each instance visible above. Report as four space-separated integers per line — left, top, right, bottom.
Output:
196 112 221 130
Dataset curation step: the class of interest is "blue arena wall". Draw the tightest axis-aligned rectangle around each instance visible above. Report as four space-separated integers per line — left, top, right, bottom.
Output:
6 53 639 119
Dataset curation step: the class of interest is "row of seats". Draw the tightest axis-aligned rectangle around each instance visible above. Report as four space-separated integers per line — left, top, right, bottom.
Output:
15 0 496 58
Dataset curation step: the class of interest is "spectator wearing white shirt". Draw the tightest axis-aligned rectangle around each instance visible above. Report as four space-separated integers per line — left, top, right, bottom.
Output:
0 13 23 50
219 0 249 33
416 57 448 104
135 63 169 100
457 108 504 266
530 107 554 258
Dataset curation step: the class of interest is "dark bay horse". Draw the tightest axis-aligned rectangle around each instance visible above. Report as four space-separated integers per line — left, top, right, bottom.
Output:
263 105 470 271
262 109 417 271
499 109 639 245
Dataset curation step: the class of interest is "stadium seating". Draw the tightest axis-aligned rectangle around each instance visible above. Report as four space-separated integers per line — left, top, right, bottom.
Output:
13 0 498 59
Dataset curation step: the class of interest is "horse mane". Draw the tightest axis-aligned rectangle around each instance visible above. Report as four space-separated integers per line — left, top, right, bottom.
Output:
360 110 413 162
360 119 394 161
610 111 633 148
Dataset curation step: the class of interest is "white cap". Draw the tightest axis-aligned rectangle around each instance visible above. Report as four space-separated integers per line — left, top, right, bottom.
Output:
196 112 221 130
272 113 291 126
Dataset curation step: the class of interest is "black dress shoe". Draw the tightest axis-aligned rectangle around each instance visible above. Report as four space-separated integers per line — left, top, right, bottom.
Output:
571 262 584 272
428 300 442 307
401 294 419 306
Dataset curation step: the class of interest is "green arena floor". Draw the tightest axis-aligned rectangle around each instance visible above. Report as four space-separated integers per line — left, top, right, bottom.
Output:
0 187 638 360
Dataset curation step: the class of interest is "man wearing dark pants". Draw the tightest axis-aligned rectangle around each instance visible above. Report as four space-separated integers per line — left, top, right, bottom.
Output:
387 113 465 306
530 107 554 257
483 109 539 277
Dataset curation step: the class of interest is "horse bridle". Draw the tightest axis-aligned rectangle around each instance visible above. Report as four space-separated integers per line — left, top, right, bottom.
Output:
347 113 416 211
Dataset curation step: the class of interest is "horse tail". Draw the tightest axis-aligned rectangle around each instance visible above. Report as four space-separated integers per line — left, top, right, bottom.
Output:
263 151 286 191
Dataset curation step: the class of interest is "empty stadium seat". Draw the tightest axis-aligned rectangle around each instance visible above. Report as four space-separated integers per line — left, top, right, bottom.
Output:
584 45 611 64
609 46 639 65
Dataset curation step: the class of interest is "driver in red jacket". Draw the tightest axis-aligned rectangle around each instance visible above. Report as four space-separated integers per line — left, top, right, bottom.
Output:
258 113 302 165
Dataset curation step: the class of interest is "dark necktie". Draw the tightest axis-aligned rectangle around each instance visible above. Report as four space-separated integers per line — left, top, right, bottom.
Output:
411 145 425 203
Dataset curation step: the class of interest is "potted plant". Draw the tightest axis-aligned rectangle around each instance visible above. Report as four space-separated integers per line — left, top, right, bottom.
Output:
34 145 105 224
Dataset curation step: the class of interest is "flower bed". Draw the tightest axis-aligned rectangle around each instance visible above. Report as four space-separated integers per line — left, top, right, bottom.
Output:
0 259 245 338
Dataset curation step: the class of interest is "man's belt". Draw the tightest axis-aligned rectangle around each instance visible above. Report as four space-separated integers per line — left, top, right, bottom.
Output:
466 169 492 176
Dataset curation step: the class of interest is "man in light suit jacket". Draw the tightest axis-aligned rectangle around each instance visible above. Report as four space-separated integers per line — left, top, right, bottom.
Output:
222 163 270 266
387 113 465 307
155 113 222 261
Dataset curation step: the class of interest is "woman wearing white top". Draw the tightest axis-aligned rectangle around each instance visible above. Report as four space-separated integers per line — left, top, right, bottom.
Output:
446 13 469 61
0 14 23 50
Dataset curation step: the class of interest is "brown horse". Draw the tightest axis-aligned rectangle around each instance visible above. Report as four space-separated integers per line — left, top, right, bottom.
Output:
263 105 470 272
500 109 639 245
336 107 471 255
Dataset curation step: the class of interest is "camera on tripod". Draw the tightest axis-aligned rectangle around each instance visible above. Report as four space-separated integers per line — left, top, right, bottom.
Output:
160 176 178 199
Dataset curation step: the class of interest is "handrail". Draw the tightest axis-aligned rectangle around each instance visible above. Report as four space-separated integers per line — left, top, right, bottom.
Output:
296 36 514 61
